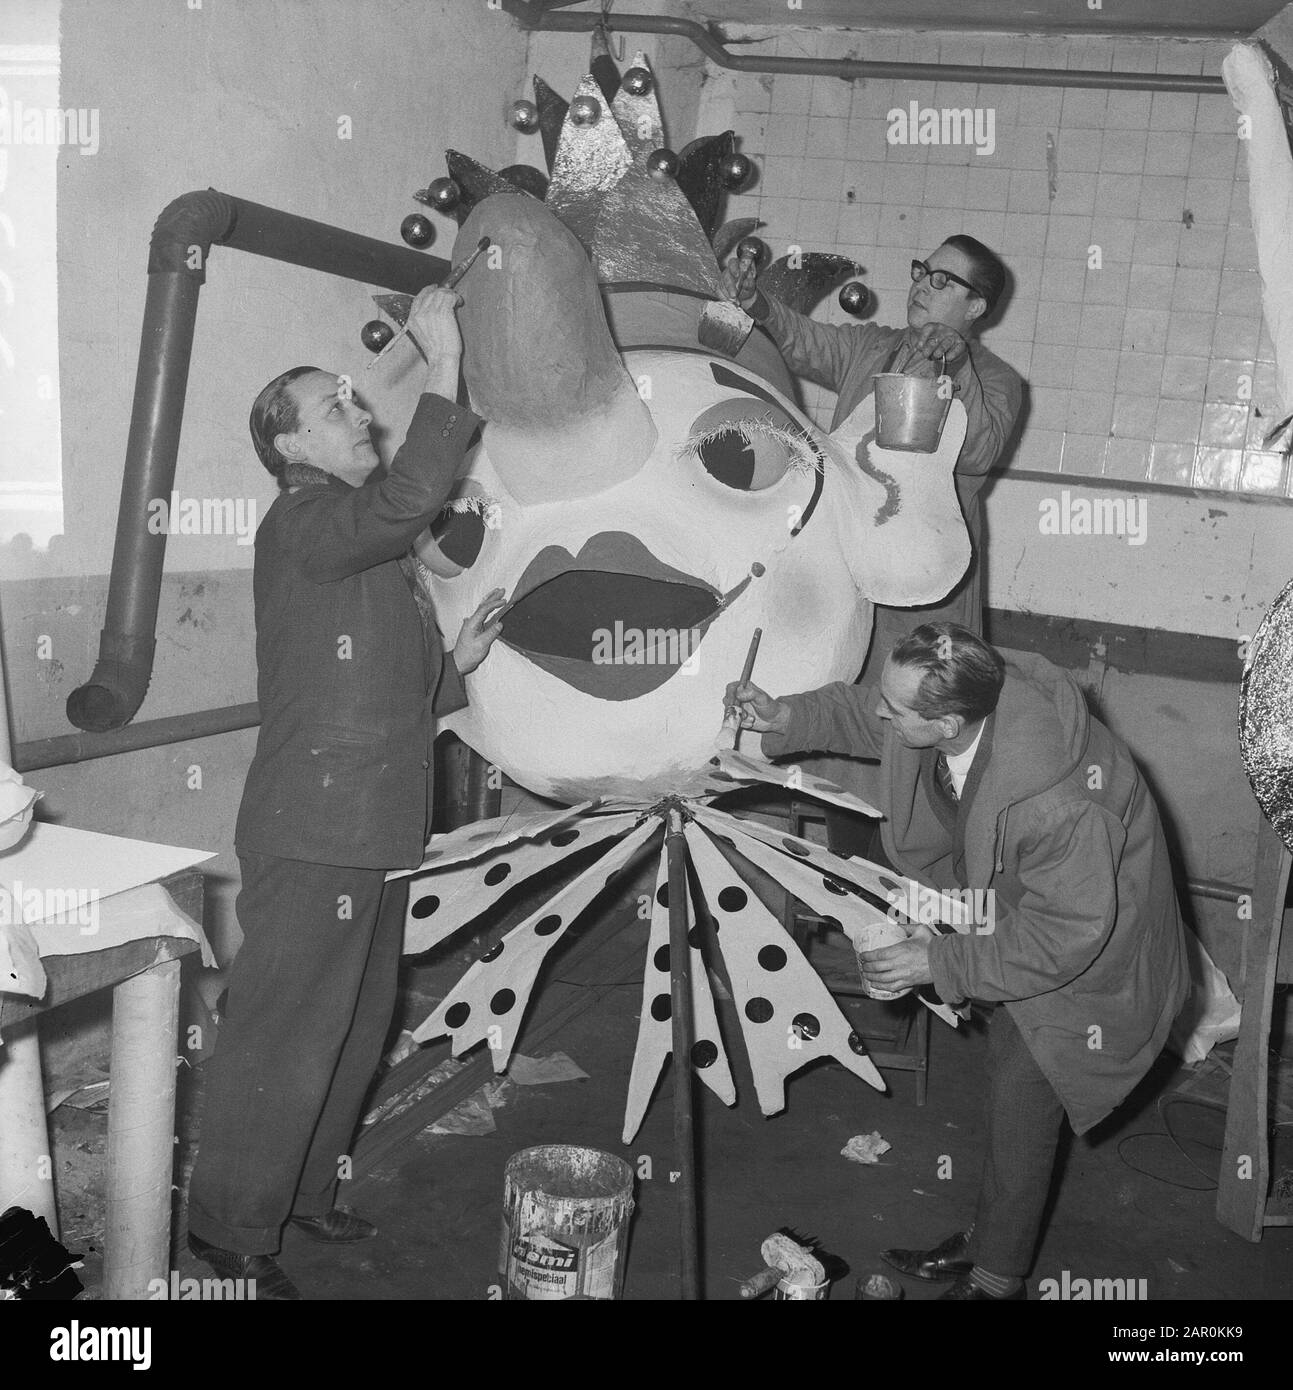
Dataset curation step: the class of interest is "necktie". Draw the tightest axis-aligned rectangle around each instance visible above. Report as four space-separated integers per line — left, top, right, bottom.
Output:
936 753 959 803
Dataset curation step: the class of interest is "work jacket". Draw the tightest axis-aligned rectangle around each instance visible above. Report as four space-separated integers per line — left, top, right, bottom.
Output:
763 650 1189 1134
236 394 480 870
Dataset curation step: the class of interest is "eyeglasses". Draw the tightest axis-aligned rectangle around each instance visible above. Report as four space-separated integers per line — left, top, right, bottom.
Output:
910 259 982 296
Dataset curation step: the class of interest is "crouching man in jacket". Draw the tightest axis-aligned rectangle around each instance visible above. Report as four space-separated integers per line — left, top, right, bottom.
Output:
727 623 1188 1300
187 287 503 1299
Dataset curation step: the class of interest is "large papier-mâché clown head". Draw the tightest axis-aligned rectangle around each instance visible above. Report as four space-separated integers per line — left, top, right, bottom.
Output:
416 68 970 804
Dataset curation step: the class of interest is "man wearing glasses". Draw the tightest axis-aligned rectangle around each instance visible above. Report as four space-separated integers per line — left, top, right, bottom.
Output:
726 236 1024 641
725 237 1024 855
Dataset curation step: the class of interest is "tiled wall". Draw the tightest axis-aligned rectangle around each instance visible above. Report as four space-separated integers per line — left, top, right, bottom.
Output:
725 28 1290 497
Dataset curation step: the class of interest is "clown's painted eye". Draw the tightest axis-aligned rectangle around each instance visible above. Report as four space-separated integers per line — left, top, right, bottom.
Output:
432 503 486 568
418 488 500 577
682 398 819 491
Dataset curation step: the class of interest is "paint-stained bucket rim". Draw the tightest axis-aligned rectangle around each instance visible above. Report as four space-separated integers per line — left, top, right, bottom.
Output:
504 1144 634 1201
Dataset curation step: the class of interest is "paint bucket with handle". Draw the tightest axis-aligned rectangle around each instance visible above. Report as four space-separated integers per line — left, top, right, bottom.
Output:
873 350 951 453
500 1145 634 1300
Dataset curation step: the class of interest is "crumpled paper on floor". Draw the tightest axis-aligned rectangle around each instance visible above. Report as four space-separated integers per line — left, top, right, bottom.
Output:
841 1131 891 1164
508 1051 589 1085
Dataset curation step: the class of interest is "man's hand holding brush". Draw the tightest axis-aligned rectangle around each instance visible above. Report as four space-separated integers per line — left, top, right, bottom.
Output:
723 680 791 737
405 285 465 398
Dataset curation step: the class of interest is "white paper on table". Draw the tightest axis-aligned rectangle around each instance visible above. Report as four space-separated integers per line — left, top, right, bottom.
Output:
0 821 215 924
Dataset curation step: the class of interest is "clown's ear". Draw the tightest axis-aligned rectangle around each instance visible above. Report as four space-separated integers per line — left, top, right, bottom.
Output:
841 399 973 608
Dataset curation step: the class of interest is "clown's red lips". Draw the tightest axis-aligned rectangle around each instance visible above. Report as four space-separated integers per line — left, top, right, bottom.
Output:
502 531 736 700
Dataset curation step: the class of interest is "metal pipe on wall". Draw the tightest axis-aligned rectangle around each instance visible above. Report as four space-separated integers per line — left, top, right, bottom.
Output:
65 189 451 734
499 2 1227 94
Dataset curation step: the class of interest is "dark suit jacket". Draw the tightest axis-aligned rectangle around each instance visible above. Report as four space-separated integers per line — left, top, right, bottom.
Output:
235 393 481 870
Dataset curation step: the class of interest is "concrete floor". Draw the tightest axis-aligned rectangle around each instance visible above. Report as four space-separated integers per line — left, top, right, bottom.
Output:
151 924 1293 1305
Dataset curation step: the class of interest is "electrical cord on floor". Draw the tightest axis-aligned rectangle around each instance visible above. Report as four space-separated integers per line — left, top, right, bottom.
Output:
1114 1096 1226 1192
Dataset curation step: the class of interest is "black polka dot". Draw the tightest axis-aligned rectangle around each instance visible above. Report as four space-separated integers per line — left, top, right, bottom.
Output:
550 829 580 847
717 886 748 913
688 925 708 949
744 997 774 1024
470 830 497 842
792 1012 821 1040
481 942 504 962
484 862 511 886
653 944 670 973
445 1002 471 1029
878 876 899 893
782 838 811 857
411 895 440 919
758 944 787 972
656 882 670 908
491 989 516 1015
535 914 562 936
847 1030 867 1055
822 915 842 933
691 1040 718 1069
823 877 848 896
650 994 671 1022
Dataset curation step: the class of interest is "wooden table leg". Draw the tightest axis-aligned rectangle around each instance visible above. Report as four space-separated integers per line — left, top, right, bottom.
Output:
1216 821 1290 1241
0 1017 59 1235
104 956 181 1300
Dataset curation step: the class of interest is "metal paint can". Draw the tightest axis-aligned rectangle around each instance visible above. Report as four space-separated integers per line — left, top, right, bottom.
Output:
500 1145 634 1300
849 919 912 1000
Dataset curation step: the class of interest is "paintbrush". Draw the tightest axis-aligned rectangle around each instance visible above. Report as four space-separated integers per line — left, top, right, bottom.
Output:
366 235 491 371
697 241 760 358
717 627 762 751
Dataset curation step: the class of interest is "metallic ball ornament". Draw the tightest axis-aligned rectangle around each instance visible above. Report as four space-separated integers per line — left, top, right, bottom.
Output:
646 148 679 181
838 281 869 317
622 66 653 97
361 320 395 353
735 236 767 267
720 153 754 190
509 99 539 133
569 94 603 127
424 177 461 212
400 214 435 249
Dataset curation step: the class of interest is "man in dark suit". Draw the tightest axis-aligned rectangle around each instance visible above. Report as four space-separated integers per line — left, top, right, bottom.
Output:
187 287 503 1299
728 623 1187 1300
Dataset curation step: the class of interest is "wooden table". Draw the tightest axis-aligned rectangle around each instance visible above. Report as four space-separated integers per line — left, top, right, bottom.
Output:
0 868 204 1298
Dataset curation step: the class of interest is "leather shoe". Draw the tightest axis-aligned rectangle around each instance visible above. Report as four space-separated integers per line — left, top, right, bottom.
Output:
187 1232 301 1300
288 1207 377 1243
880 1230 973 1282
938 1274 1027 1300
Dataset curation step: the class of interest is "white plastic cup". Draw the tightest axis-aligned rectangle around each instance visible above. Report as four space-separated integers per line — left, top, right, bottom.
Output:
849 919 912 1000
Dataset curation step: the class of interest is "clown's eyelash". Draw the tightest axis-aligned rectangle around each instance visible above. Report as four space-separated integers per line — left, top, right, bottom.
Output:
440 493 503 525
677 414 824 475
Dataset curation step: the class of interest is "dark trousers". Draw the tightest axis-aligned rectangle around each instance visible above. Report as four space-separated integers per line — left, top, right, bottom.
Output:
970 1005 1067 1277
186 852 407 1254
